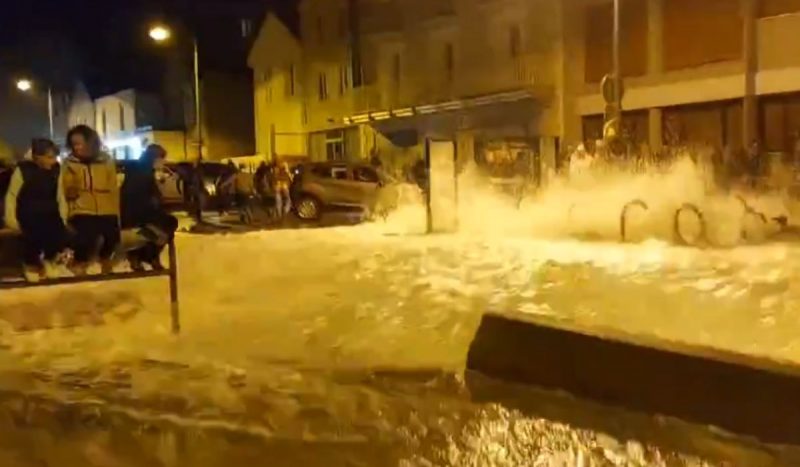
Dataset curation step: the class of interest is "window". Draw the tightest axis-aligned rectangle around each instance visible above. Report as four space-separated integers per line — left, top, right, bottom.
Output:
318 72 329 101
509 24 521 58
392 53 401 86
331 166 348 179
264 68 273 102
354 166 380 184
339 65 349 96
286 64 296 96
241 19 254 38
326 130 345 161
316 16 324 42
119 103 125 131
325 140 347 163
444 42 455 81
311 165 333 178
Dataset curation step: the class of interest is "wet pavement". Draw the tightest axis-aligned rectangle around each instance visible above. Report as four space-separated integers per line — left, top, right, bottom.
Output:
1 226 800 465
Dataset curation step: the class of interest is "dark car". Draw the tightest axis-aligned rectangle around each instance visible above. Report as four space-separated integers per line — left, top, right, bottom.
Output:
116 161 238 213
290 162 400 221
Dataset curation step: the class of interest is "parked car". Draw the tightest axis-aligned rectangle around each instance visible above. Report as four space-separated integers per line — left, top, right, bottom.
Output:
116 161 237 213
290 162 401 221
117 161 186 209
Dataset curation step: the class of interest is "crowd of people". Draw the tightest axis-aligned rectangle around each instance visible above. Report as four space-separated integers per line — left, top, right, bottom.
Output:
215 160 293 225
1 125 178 282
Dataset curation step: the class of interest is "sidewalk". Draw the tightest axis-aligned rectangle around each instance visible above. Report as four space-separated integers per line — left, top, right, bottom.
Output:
177 209 366 235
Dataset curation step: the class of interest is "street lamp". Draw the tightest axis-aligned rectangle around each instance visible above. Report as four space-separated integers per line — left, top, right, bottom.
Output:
601 0 624 154
15 79 32 92
148 24 202 162
149 23 205 222
15 78 55 140
148 25 172 42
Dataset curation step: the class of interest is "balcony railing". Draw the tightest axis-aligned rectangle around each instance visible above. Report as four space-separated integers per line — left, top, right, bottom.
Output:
456 52 554 98
347 52 553 115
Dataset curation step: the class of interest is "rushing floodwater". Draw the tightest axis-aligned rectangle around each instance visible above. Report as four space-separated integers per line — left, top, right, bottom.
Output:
2 224 800 466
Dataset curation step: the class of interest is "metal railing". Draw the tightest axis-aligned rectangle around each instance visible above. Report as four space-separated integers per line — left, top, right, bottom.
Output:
0 236 181 334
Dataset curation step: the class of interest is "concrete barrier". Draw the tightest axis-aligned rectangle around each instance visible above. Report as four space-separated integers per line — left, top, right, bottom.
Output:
466 313 800 446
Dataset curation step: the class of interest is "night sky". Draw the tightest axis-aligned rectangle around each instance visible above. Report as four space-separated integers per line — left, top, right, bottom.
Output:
0 0 296 96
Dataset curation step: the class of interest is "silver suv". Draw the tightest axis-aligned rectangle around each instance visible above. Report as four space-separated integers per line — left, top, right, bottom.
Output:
291 162 396 221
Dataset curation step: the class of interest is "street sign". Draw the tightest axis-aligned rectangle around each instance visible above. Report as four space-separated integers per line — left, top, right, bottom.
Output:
601 74 624 104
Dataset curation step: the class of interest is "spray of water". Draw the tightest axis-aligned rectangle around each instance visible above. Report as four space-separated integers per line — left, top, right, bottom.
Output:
381 150 796 245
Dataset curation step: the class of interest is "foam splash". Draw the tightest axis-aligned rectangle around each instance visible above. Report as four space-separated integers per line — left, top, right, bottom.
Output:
380 152 796 244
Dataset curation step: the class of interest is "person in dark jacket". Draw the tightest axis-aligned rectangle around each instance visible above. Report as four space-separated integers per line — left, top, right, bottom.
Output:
3 139 67 281
0 160 13 228
120 144 178 271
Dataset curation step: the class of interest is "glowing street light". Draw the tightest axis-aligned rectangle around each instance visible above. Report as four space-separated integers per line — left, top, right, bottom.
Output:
16 79 33 92
149 22 204 222
148 25 172 42
15 78 54 139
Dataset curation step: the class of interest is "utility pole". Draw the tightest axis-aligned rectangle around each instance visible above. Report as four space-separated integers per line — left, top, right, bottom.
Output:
193 37 203 162
602 0 624 154
348 0 362 87
613 0 621 114
47 86 54 140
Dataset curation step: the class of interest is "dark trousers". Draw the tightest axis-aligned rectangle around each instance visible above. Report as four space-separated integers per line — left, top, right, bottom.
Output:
69 215 121 263
20 217 68 267
129 212 178 264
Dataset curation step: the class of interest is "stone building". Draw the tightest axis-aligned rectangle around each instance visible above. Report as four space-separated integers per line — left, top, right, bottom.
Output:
249 0 800 176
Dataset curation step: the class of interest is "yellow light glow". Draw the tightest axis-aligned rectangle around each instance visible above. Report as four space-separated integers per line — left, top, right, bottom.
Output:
149 25 172 42
16 79 32 92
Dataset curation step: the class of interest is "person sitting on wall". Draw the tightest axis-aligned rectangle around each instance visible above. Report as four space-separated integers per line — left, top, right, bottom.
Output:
60 125 121 275
4 139 68 281
120 144 179 271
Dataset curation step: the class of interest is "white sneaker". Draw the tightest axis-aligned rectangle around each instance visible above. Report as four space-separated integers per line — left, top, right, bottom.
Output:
42 261 59 279
22 266 41 283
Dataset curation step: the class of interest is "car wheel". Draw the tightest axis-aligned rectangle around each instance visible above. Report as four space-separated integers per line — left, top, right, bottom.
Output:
295 195 322 221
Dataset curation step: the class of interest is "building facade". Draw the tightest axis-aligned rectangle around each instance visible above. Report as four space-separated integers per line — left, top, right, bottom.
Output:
91 89 172 160
250 0 800 176
248 14 307 158
570 0 800 164
250 0 562 180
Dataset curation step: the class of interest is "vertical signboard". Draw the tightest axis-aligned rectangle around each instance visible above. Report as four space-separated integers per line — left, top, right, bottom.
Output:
425 139 458 233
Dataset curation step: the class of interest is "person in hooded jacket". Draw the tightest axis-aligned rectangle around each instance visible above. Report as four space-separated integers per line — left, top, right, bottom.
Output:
59 125 120 275
120 144 178 270
4 139 68 281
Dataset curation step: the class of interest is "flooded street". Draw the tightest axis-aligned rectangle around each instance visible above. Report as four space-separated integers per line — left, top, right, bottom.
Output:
1 225 800 465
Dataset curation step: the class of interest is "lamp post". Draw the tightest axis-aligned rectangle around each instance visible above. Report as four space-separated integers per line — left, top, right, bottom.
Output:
149 24 205 222
16 78 55 140
601 0 624 154
149 25 203 162
613 0 621 113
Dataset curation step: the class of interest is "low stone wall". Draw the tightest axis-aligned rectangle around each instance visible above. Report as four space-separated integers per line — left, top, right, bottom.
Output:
467 312 800 446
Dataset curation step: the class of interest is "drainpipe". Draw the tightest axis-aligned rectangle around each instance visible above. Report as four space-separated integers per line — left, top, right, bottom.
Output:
349 0 363 88
742 0 758 152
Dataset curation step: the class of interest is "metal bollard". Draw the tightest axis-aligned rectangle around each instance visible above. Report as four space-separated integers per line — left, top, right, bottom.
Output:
619 199 649 242
168 240 180 334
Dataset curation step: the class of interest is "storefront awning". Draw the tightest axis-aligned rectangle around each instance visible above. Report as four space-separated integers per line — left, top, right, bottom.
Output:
343 89 541 126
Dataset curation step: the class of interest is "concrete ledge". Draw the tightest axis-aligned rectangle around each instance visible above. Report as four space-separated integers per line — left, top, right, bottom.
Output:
466 313 800 446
